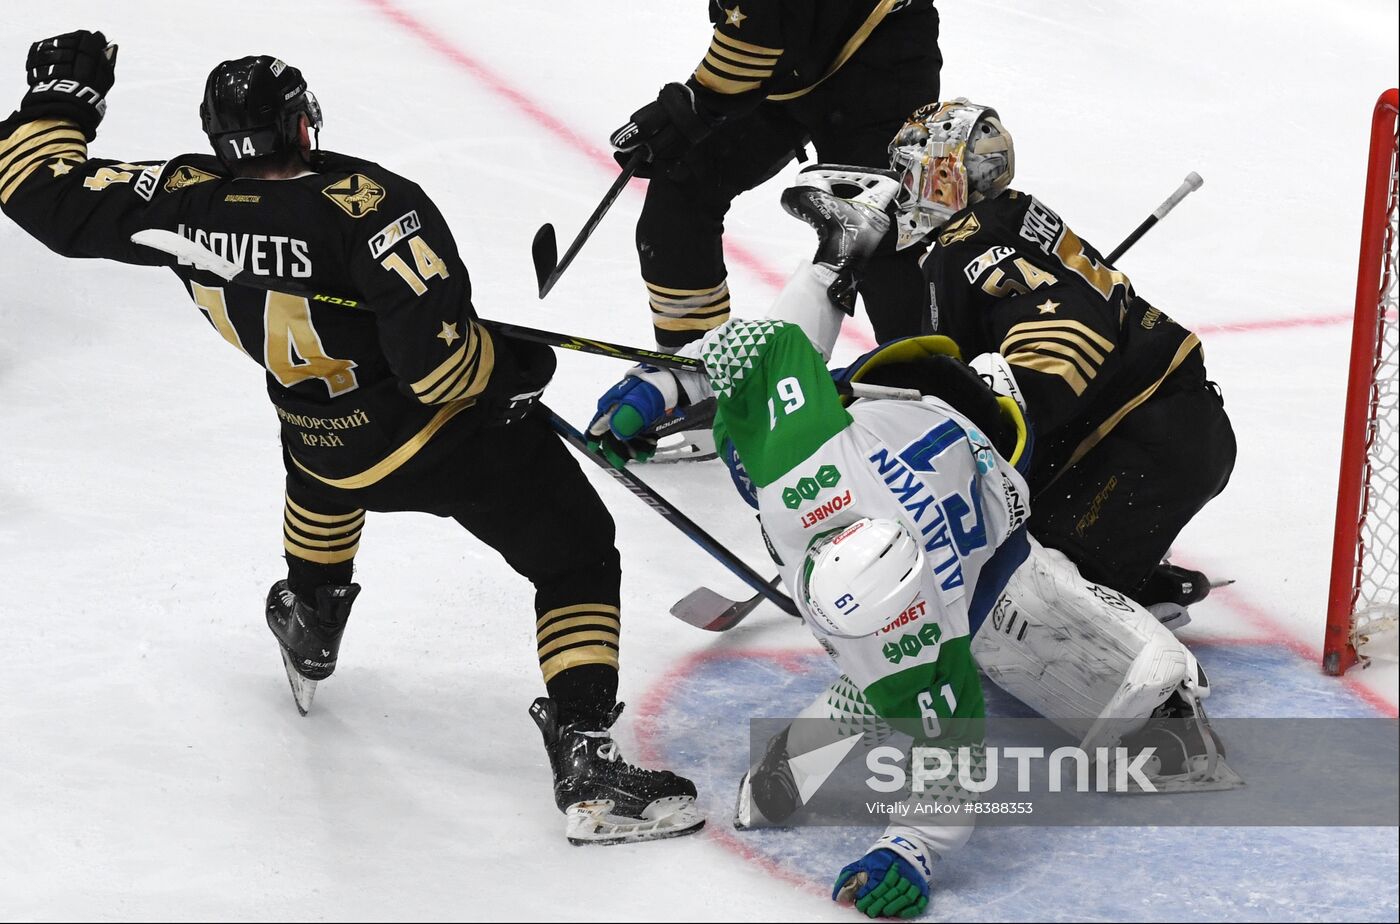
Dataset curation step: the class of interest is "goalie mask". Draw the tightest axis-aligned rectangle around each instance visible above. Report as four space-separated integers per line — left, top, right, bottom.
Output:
800 518 925 638
888 98 1014 249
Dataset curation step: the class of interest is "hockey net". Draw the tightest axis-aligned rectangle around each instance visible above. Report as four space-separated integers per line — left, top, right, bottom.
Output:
1325 88 1400 675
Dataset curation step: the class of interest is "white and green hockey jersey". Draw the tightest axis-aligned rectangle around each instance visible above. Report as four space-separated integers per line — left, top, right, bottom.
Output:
699 318 1032 731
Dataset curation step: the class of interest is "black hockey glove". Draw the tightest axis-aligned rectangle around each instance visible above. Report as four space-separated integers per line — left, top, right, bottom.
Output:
19 30 117 141
486 336 557 426
608 82 716 176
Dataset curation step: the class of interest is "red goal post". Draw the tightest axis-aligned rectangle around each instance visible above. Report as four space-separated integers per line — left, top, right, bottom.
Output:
1324 88 1400 676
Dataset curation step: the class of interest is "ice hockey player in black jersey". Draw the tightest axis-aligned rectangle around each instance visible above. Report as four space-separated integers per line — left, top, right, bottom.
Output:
780 99 1237 617
606 0 941 457
0 30 701 845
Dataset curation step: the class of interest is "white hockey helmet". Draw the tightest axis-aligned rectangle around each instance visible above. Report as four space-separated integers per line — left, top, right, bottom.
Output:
800 518 926 638
888 98 1015 249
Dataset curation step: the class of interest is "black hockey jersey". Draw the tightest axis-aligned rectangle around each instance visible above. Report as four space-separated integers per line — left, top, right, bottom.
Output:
0 115 509 489
691 0 933 114
921 190 1203 490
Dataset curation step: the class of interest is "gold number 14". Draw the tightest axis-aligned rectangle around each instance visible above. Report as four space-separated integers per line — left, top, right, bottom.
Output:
191 283 359 397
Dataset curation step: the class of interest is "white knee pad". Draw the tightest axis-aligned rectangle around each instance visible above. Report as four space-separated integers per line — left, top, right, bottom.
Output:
971 539 1195 742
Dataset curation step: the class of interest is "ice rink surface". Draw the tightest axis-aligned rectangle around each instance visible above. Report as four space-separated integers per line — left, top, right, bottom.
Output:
1 1 1397 920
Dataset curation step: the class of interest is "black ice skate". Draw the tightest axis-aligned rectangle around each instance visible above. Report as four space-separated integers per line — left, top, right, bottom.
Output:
530 697 704 845
1135 562 1231 632
734 725 801 830
265 580 360 716
779 164 902 313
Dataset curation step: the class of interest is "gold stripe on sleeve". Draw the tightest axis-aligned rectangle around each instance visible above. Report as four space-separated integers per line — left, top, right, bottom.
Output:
694 62 763 95
711 32 784 57
1000 319 1115 354
0 143 88 203
1007 340 1101 379
700 53 775 81
0 126 86 174
705 44 781 67
1005 351 1090 396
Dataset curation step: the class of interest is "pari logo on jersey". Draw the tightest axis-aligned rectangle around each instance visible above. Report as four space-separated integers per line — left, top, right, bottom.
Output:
368 211 423 260
963 245 1015 284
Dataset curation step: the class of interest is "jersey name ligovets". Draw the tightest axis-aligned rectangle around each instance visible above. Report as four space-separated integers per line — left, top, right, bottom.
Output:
0 116 499 488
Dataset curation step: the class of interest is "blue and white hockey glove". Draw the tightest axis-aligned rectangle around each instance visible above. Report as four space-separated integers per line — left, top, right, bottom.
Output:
587 365 681 468
833 835 933 919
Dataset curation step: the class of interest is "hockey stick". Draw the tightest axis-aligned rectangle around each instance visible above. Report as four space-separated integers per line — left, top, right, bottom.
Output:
545 407 801 616
1105 172 1204 264
129 229 801 618
127 231 916 407
532 149 648 299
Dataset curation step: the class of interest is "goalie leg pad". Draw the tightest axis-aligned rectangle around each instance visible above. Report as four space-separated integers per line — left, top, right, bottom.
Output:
971 538 1194 741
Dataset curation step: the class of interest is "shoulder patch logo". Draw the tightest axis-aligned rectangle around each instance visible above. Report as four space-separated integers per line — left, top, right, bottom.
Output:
133 162 164 201
938 213 981 247
323 174 386 218
163 165 220 192
368 210 422 259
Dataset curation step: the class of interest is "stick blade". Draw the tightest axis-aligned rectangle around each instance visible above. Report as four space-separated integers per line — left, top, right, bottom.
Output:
531 223 559 298
670 586 765 631
131 228 242 281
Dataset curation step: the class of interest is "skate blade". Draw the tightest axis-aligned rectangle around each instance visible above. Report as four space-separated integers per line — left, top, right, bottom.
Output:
564 796 705 846
1121 755 1246 794
1148 602 1192 633
732 771 780 830
278 647 317 716
648 431 718 464
733 771 753 830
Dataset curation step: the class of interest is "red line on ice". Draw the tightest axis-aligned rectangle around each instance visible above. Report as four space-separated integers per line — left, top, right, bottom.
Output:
364 0 1355 351
363 0 788 296
1188 577 1399 717
630 645 829 900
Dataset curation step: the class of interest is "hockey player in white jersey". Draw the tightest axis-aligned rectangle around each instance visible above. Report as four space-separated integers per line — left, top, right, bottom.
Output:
597 310 1031 918
588 168 1238 916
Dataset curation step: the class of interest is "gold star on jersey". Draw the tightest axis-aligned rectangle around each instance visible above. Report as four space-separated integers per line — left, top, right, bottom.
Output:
437 321 461 346
725 6 747 27
1038 299 1059 314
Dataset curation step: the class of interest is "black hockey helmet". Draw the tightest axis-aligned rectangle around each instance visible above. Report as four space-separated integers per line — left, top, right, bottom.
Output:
200 55 322 164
